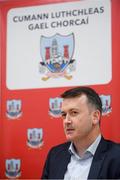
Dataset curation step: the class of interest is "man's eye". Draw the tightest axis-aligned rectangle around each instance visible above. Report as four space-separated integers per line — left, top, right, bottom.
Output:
71 111 78 116
61 113 66 119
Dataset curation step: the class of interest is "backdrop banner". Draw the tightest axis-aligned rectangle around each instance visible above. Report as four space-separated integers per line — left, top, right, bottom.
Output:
0 0 120 179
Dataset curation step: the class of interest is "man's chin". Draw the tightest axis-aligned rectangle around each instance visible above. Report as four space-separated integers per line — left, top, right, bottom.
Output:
65 135 74 141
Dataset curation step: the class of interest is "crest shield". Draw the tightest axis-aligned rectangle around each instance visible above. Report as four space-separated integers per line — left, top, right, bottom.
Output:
5 159 21 178
49 97 63 117
6 100 22 119
27 128 43 148
40 33 74 73
100 95 112 115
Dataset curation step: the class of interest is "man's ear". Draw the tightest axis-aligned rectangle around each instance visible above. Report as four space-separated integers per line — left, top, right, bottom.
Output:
92 110 101 125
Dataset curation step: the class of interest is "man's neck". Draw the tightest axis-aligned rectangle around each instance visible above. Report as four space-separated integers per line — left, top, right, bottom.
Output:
73 131 101 157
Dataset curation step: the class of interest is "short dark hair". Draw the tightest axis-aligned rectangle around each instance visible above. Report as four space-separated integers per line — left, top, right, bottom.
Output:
60 86 102 114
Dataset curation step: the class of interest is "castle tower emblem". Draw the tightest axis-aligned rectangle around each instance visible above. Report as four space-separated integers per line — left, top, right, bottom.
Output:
39 33 76 80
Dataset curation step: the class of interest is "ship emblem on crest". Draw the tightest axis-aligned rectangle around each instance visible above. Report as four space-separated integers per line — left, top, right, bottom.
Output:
6 100 22 119
5 159 21 178
27 128 43 148
49 97 63 118
100 95 112 116
39 33 76 80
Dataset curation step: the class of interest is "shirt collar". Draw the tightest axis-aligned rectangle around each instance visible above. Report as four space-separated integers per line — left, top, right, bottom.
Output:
69 134 101 158
87 134 101 155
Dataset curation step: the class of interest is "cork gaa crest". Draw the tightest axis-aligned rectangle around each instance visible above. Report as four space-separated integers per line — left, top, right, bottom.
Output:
39 33 76 80
49 97 63 118
5 159 21 178
100 95 112 116
6 100 22 119
27 128 43 148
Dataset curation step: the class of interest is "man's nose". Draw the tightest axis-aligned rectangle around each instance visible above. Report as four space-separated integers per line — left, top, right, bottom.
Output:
64 114 72 123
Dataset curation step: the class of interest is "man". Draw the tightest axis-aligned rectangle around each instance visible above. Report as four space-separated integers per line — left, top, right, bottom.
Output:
41 86 120 179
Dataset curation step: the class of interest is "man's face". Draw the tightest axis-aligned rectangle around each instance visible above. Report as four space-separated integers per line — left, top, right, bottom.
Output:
61 95 98 143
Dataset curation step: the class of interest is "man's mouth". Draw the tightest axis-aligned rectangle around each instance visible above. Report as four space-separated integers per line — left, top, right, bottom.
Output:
65 128 74 134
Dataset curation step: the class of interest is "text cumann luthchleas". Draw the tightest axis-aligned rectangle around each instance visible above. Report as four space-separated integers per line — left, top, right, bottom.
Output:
12 7 104 31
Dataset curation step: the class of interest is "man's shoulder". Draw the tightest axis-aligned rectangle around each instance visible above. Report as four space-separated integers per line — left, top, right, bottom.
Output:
102 137 120 153
104 138 120 147
49 141 71 155
108 139 120 150
51 141 71 151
